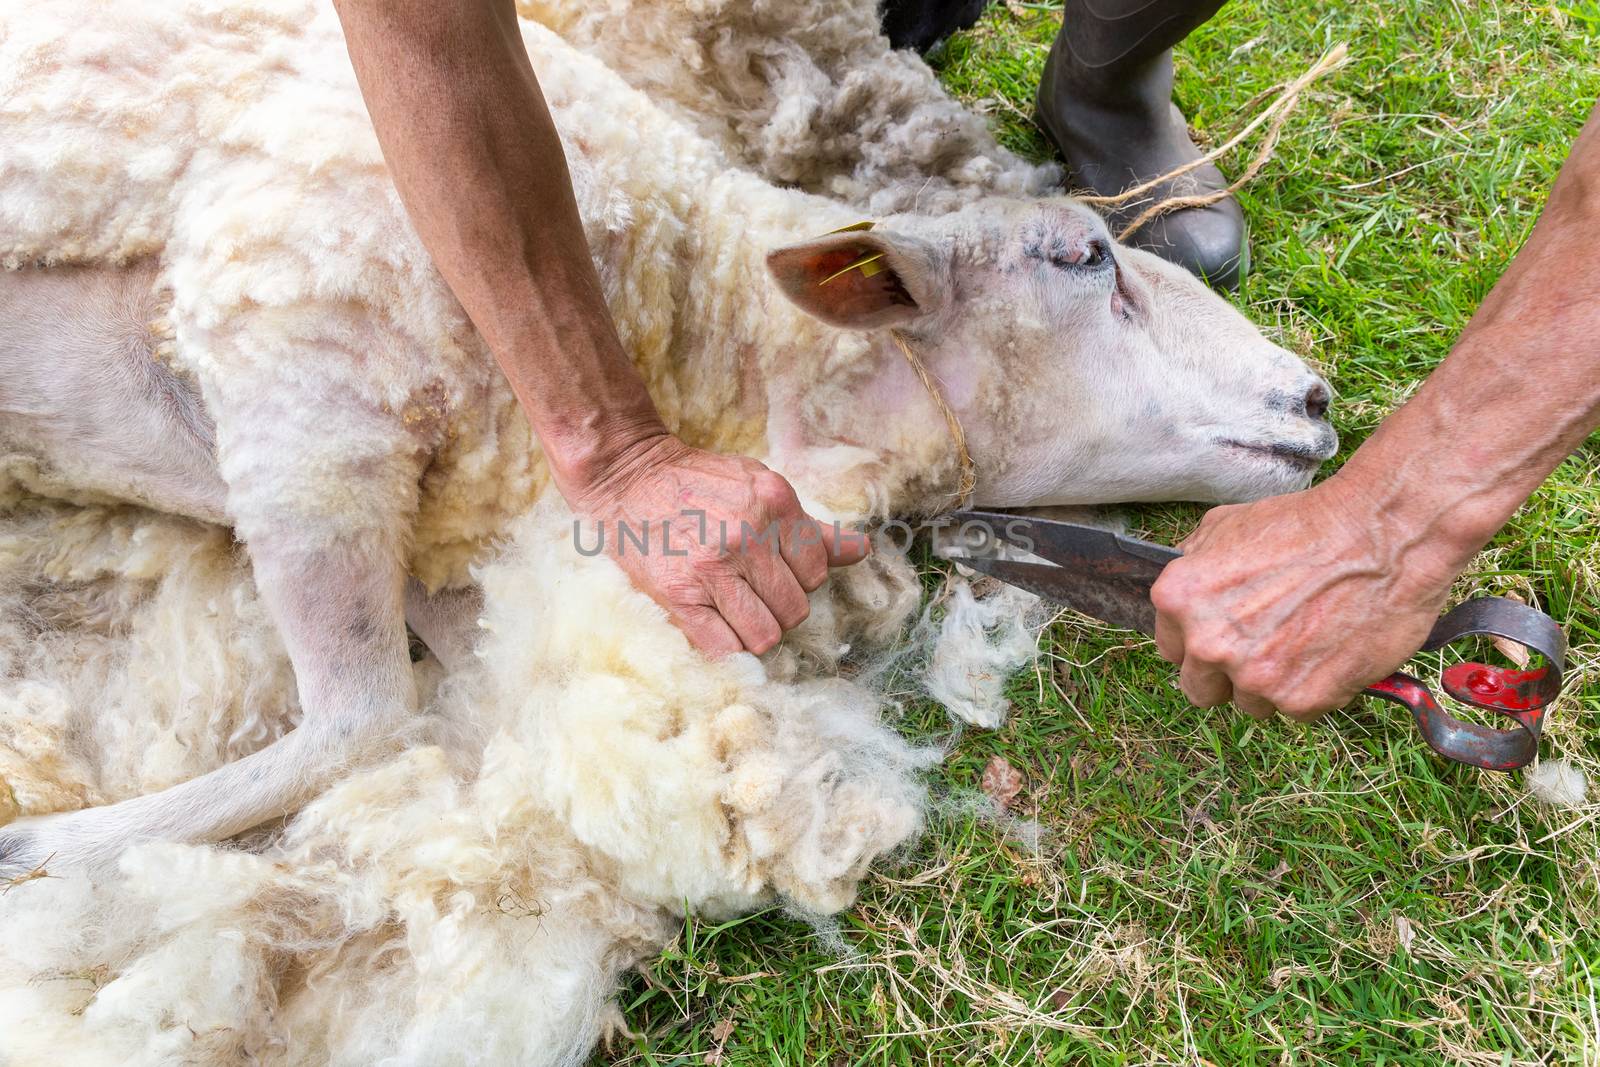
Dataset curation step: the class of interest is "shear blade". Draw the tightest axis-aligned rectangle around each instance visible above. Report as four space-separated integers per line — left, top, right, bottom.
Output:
946 510 1178 634
956 555 1162 636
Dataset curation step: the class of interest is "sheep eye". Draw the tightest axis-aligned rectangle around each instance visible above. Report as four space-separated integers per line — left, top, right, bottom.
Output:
1046 238 1109 270
1023 228 1114 271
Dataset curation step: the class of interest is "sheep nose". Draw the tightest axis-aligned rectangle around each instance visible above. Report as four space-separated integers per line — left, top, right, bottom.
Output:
1302 380 1331 421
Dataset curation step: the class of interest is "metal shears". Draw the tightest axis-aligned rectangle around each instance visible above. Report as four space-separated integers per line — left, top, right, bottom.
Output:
945 510 1567 771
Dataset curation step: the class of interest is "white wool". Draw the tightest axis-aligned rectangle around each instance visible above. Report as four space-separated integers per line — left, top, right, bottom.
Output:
922 576 1042 728
519 0 1062 214
0 501 299 816
0 501 942 1063
1525 759 1588 809
917 507 1125 727
458 509 939 917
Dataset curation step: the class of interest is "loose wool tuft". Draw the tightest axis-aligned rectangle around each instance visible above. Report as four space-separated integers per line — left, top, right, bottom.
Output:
1525 758 1588 809
918 506 1120 728
921 576 1043 728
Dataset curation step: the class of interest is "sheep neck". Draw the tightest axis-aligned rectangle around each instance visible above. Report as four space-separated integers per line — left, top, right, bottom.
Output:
661 178 966 519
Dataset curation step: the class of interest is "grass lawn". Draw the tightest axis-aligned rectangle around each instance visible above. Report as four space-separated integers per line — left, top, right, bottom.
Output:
603 3 1600 1063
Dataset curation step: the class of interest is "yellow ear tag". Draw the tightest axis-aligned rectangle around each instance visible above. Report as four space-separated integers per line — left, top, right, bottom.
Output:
825 220 876 234
818 251 887 287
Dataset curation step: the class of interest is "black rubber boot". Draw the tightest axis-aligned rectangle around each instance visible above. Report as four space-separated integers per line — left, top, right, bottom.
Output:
881 0 989 53
1038 0 1246 288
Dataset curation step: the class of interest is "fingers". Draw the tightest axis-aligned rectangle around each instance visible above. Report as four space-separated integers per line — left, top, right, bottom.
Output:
1178 656 1233 709
778 517 831 593
1153 610 1184 665
713 516 867 653
1158 561 1281 720
1156 565 1271 717
604 452 856 656
728 481 814 634
818 520 871 568
1154 573 1229 708
668 567 800 657
749 473 820 587
742 548 813 631
749 469 866 583
709 574 784 655
671 602 744 657
1232 690 1277 721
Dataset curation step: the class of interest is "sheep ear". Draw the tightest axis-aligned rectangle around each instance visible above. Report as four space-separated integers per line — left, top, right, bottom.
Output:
766 230 947 330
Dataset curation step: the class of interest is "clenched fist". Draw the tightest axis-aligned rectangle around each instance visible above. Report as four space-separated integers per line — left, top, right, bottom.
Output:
1149 479 1469 722
572 434 869 655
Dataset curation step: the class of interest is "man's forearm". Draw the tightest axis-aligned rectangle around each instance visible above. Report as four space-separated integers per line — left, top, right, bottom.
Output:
1327 102 1600 564
334 0 665 494
333 0 865 655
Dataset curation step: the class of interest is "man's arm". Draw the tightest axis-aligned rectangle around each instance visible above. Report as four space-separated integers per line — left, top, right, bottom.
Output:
333 0 866 655
1150 101 1600 721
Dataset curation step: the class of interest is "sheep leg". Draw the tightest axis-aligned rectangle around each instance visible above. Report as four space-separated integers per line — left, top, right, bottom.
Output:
0 347 430 877
404 577 484 673
0 528 418 877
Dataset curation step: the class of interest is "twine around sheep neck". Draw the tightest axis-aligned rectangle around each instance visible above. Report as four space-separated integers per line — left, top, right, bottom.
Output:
889 328 976 507
815 220 974 505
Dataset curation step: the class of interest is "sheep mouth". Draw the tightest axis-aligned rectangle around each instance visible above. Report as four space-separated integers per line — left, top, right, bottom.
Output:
1221 439 1331 468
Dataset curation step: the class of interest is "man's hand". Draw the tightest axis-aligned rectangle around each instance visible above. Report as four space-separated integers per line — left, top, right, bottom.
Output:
1151 101 1600 725
1150 479 1467 722
573 435 870 655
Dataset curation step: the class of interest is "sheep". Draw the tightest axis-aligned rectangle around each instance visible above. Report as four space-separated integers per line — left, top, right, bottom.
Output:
518 0 1064 214
0 0 1337 866
0 0 1338 1059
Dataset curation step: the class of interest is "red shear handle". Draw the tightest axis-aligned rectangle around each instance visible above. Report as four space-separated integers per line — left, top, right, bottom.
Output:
1362 597 1566 772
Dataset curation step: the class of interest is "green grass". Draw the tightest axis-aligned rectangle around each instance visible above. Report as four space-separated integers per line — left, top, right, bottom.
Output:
601 4 1600 1063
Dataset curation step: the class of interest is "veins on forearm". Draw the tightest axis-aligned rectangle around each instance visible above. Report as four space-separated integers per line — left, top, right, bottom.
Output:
1334 105 1600 556
335 0 666 493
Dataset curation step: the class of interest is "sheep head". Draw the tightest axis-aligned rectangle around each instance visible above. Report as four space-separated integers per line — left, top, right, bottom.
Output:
766 199 1337 511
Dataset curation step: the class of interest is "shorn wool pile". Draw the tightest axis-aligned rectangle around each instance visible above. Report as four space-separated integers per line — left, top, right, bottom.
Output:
0 498 938 1064
0 0 1340 1062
